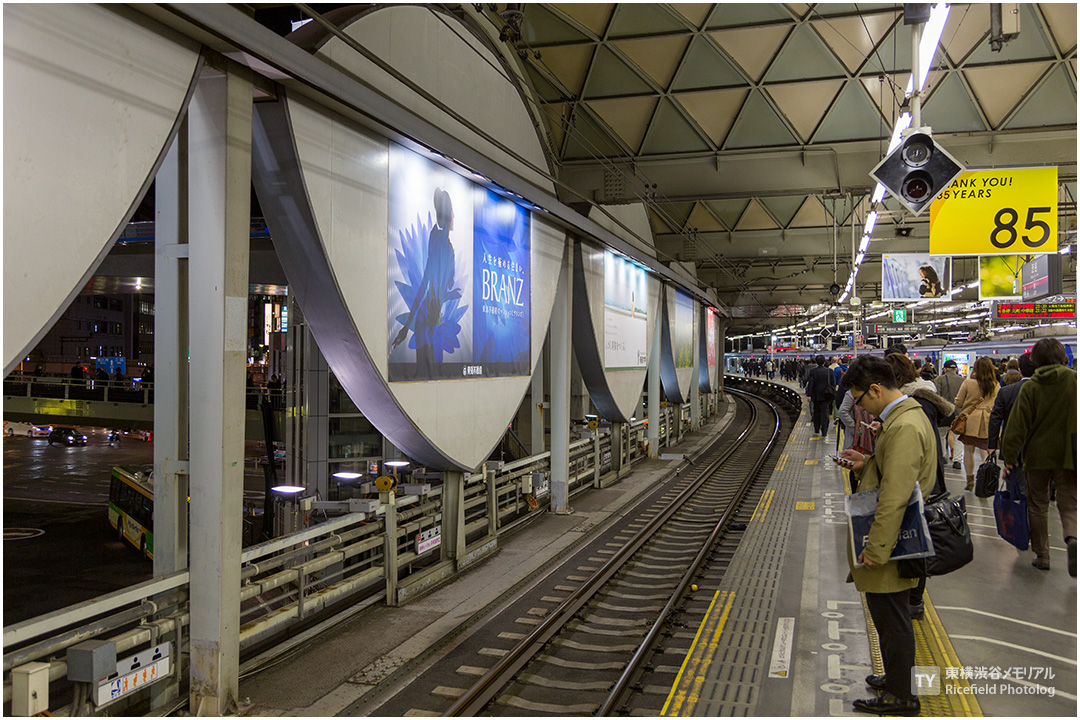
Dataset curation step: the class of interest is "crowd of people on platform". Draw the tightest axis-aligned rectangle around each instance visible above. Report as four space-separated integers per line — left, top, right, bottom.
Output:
815 340 1076 716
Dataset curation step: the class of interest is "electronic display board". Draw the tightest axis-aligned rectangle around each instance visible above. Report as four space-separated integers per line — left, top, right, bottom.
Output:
993 301 1076 320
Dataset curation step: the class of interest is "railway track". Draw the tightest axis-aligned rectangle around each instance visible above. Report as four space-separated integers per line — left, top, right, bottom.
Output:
365 384 794 717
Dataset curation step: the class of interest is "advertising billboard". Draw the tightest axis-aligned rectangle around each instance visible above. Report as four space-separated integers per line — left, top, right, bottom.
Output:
881 254 950 302
388 143 530 381
978 255 1032 300
603 251 648 370
707 307 717 370
674 290 694 369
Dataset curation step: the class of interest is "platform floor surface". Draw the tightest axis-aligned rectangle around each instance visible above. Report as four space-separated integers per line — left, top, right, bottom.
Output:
670 378 1076 717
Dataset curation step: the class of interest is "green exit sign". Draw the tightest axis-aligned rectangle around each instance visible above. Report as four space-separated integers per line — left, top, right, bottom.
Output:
891 309 908 323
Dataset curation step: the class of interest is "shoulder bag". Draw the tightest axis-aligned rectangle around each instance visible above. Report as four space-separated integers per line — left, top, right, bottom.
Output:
949 413 967 435
898 492 974 578
975 452 1001 498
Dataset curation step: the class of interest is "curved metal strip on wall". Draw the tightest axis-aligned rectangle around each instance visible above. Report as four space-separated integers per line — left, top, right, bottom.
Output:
571 239 661 423
3 4 203 375
659 285 699 404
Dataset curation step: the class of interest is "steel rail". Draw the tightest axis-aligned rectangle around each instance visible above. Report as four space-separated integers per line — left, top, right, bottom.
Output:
443 395 761 717
597 387 782 715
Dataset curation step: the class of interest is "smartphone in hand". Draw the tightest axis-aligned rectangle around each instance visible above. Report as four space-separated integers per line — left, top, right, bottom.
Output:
826 454 854 468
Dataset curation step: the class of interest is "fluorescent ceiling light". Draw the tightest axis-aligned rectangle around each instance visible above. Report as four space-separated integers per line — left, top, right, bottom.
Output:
859 235 870 252
905 3 951 94
864 211 878 234
856 252 865 265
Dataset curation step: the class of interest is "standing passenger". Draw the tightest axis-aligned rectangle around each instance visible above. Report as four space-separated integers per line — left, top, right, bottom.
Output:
934 360 964 468
953 357 999 491
1001 338 1077 576
837 356 937 716
806 356 835 437
987 352 1034 495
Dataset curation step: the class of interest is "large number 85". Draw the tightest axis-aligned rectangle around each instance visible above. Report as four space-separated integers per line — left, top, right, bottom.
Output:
990 206 1052 249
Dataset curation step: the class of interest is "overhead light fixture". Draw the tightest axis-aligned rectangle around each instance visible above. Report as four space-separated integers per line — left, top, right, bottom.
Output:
905 3 951 94
859 235 870 252
333 471 362 480
385 460 410 468
271 485 305 494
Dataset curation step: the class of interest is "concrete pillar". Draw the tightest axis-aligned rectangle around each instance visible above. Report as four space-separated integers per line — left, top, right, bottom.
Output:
611 422 624 475
286 314 328 497
648 305 661 457
443 471 467 564
718 320 729 401
550 244 572 514
186 66 252 717
690 365 701 431
531 339 545 455
150 117 189 715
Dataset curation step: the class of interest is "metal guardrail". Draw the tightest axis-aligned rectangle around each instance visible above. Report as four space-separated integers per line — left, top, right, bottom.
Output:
1 398 721 714
3 376 283 410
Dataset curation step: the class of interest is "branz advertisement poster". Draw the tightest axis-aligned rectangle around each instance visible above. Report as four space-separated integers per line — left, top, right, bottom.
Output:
674 290 694 369
706 307 717 370
603 251 648 370
388 144 531 381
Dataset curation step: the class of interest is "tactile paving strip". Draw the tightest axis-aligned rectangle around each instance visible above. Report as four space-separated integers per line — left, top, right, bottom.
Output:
671 405 807 716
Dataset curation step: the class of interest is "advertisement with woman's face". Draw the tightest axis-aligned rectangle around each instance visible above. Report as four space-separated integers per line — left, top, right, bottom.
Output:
881 254 950 301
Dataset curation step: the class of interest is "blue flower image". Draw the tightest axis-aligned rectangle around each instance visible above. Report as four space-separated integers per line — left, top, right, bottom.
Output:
473 189 530 367
391 187 468 365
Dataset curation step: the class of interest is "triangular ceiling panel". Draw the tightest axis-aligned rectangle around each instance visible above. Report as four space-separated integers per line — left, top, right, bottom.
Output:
639 99 712 155
812 4 896 16
704 199 751 230
562 106 626 160
965 62 1052 128
709 25 792 82
522 6 591 45
541 102 571 156
670 3 712 29
875 22 913 74
861 73 908 122
823 195 856 226
653 202 697 232
607 4 686 38
648 207 677 235
785 4 812 21
670 36 748 90
813 80 886 142
1005 65 1078 129
536 44 595 97
724 90 798 148
1039 3 1078 55
789 196 831 228
686 202 726 233
707 3 794 28
582 46 655 98
735 199 780 231
674 88 749 146
765 79 844 143
585 96 659 152
942 4 990 65
525 63 567 103
762 195 807 227
550 3 614 38
765 24 847 82
965 4 1056 65
614 35 691 90
811 13 895 74
921 73 987 133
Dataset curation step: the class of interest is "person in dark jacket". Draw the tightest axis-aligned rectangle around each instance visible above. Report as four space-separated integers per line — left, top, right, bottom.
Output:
806 355 835 437
987 352 1035 494
1002 339 1077 575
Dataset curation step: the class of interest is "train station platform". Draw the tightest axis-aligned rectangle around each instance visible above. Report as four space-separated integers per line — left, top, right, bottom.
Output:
666 382 1077 717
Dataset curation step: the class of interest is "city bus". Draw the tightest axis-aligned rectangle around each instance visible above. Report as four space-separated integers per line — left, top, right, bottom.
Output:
108 466 154 559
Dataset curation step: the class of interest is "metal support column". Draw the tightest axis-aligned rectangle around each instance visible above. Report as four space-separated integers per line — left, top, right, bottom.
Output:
485 466 497 538
150 117 189 715
186 66 252 717
382 491 398 606
287 313 329 497
550 245 572 514
648 310 661 457
718 320 730 401
531 339 545 455
443 471 467 564
611 422 624 476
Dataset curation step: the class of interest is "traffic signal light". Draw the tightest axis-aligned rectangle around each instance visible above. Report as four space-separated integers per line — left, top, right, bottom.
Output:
870 131 964 216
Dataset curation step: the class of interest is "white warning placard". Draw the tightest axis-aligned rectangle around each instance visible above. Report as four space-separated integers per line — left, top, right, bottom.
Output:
768 617 795 678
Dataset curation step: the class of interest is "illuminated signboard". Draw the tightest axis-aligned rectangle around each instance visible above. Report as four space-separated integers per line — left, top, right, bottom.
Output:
993 301 1076 320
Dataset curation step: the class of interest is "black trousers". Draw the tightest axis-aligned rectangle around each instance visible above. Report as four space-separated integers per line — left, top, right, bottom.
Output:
811 400 832 434
865 590 916 701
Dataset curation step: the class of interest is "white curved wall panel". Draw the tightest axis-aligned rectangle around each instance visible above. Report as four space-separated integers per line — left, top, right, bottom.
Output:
572 239 661 423
586 204 657 259
3 4 200 374
316 5 553 196
659 285 699 404
253 92 563 471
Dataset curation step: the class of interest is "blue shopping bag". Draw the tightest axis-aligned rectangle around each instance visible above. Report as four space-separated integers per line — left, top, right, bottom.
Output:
847 485 935 566
993 466 1029 551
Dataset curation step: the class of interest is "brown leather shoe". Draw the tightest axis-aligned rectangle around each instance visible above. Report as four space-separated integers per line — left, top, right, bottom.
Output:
1032 557 1050 571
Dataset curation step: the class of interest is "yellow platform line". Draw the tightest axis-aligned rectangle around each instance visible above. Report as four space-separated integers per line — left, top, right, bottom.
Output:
661 590 736 716
859 592 982 716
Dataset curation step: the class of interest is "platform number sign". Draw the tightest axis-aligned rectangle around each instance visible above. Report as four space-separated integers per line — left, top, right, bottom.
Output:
930 168 1057 255
891 309 907 323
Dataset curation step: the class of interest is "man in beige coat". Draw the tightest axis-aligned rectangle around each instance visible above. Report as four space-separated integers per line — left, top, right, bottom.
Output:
837 357 938 716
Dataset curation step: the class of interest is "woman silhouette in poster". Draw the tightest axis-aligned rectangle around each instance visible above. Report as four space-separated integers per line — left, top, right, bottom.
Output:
391 188 462 369
918 265 944 298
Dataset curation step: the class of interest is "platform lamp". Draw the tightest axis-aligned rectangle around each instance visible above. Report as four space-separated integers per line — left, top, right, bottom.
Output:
270 484 306 536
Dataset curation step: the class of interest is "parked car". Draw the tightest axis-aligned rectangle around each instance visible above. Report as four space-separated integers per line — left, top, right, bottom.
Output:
30 425 52 437
3 421 34 436
48 426 87 446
